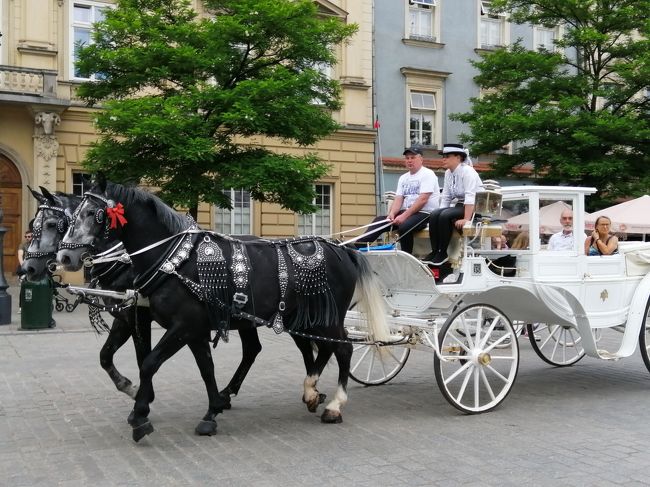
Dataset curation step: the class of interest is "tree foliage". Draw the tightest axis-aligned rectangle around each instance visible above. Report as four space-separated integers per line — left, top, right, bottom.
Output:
75 0 357 213
452 0 650 209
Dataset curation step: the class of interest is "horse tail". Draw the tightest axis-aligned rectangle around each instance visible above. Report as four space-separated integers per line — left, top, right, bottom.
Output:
349 250 392 343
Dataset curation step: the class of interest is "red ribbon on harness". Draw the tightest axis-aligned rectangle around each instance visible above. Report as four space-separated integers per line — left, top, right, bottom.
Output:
107 203 128 229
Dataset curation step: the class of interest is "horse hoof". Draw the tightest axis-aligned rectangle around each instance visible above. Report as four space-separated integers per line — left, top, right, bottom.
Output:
321 410 342 424
302 396 319 413
195 420 218 436
132 421 154 442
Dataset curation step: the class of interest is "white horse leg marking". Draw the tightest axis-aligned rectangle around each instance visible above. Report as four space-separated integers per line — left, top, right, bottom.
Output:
324 385 348 413
303 375 319 403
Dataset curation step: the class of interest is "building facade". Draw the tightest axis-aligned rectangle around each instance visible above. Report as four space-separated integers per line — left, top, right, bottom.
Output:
0 0 376 274
373 0 558 191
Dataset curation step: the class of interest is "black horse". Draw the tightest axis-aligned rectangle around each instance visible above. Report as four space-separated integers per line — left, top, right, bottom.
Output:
57 180 390 441
23 187 264 409
23 187 151 398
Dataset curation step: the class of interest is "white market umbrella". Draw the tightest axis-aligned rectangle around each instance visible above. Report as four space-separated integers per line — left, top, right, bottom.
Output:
586 195 650 235
505 200 572 235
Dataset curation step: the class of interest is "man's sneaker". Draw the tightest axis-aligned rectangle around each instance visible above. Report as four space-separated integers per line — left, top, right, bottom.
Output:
422 252 436 262
432 253 449 265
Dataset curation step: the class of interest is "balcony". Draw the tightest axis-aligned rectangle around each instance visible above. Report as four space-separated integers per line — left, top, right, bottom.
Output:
0 65 71 108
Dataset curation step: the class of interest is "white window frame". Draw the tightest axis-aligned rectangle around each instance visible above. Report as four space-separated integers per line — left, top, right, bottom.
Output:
409 91 436 148
69 1 111 80
408 1 437 42
479 0 508 50
71 171 92 196
311 61 333 105
534 25 557 52
298 184 332 236
214 189 253 235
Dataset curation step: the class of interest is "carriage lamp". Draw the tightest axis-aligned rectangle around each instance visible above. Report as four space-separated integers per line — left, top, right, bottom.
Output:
0 204 11 325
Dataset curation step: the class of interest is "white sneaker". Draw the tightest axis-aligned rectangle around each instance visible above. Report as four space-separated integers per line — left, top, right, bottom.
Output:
442 272 459 284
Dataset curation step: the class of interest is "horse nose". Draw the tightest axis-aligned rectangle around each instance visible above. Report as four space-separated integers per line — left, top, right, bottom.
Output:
59 253 71 266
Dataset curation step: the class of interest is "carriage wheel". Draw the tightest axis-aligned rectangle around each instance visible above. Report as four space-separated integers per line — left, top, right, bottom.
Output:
349 340 410 386
638 297 650 373
434 304 519 414
527 323 585 366
55 302 64 312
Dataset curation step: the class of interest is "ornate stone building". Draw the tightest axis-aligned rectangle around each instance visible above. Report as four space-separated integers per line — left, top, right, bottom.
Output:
0 0 375 274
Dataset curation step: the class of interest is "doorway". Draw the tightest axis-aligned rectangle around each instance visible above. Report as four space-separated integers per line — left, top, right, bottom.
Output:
0 155 22 274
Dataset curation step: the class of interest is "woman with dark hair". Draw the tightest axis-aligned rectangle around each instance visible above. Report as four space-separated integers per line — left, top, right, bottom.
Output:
424 143 482 265
585 216 618 256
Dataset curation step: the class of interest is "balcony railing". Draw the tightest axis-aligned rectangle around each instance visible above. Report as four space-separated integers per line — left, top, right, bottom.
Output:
0 65 57 97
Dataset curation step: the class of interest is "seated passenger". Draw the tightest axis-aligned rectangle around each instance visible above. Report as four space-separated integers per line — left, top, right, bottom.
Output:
424 143 483 265
355 145 440 254
548 209 576 251
585 216 619 255
510 231 529 250
492 233 509 250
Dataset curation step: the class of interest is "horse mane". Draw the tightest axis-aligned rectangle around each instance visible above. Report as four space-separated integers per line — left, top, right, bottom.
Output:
105 181 189 234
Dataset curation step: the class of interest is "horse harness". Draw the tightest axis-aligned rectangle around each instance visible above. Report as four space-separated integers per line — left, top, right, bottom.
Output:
136 229 336 343
66 190 369 345
25 204 71 260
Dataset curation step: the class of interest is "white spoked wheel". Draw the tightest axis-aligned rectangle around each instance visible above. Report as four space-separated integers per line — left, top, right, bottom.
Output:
349 338 410 386
528 323 585 366
434 304 519 414
638 297 650 373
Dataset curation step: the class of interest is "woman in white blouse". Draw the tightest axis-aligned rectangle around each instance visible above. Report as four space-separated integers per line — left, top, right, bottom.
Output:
425 144 483 265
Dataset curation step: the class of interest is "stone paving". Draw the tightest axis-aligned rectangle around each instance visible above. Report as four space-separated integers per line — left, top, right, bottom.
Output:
1 278 650 486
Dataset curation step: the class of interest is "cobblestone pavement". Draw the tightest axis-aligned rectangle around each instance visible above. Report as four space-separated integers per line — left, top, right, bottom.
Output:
2 279 650 486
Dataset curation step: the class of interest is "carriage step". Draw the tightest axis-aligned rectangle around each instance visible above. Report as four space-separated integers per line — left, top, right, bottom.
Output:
596 349 621 360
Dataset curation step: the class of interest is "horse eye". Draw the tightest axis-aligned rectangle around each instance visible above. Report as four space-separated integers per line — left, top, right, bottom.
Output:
84 209 95 218
45 221 57 229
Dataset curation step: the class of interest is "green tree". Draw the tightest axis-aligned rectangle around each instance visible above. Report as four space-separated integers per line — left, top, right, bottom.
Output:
452 0 650 209
75 0 357 215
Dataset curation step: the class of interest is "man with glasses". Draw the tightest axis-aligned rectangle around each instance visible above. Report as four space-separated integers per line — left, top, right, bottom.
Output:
548 209 576 251
16 230 33 277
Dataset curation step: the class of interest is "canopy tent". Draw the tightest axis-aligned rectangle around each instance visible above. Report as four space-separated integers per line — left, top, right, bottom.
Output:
505 200 572 235
585 195 650 235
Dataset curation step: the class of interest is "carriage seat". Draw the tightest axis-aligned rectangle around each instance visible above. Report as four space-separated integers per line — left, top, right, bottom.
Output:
618 242 650 276
411 226 463 266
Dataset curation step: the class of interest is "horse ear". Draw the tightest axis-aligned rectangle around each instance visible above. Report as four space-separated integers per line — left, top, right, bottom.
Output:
94 172 107 193
40 186 55 200
27 185 48 205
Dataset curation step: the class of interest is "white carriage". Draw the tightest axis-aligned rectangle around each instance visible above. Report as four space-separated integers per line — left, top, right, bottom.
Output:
345 186 650 413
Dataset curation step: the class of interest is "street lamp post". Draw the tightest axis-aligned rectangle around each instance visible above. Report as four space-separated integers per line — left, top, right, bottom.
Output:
0 204 11 325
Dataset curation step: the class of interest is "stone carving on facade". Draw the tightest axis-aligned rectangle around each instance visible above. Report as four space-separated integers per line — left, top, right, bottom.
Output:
34 112 61 135
33 112 61 190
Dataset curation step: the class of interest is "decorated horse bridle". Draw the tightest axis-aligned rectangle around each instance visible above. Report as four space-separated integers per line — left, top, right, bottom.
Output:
24 204 72 260
59 191 127 251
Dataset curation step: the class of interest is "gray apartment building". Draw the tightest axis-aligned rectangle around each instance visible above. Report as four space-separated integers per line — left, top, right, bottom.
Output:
373 0 561 194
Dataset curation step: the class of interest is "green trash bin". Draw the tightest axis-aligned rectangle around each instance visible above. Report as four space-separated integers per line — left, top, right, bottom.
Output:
20 278 55 330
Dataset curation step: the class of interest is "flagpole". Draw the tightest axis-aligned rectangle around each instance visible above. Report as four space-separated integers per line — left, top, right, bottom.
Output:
374 115 385 214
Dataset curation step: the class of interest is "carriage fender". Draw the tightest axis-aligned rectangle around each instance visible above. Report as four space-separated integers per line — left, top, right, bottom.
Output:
623 272 650 346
